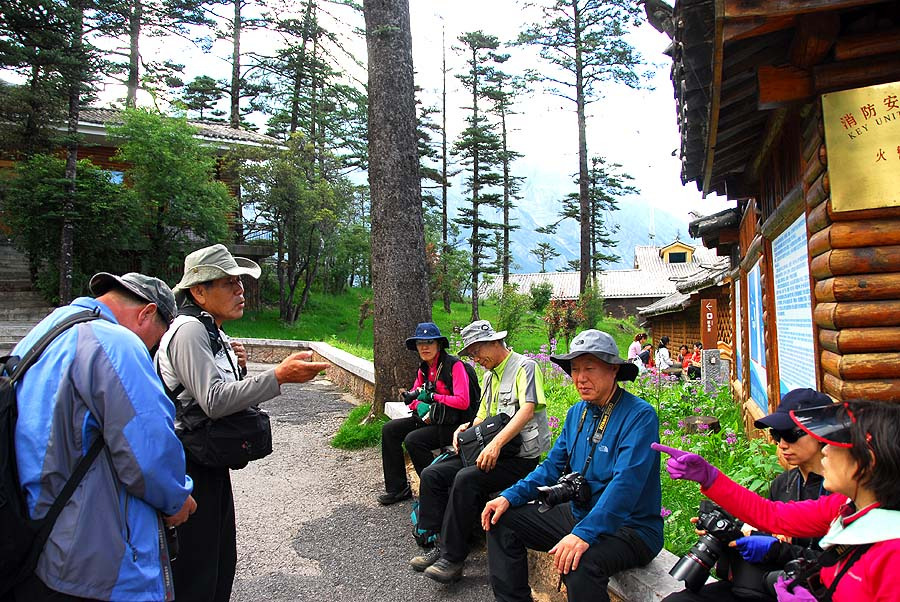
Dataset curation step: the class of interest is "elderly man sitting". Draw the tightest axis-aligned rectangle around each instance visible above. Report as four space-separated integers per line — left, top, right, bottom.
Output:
482 329 663 602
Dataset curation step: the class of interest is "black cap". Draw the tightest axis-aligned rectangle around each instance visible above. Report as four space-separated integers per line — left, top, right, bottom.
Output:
754 388 832 431
790 403 854 448
89 272 177 325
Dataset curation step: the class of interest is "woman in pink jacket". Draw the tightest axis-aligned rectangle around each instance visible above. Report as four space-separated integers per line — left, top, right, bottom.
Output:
655 400 900 601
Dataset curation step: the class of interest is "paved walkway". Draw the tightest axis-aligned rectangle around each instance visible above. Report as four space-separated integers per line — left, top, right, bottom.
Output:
230 364 494 602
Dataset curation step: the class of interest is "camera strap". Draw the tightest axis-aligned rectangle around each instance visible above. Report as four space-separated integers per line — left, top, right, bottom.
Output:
566 387 622 475
792 543 872 601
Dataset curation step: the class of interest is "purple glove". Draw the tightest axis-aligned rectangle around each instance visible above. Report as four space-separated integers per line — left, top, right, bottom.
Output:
734 535 777 563
774 575 816 601
651 443 721 488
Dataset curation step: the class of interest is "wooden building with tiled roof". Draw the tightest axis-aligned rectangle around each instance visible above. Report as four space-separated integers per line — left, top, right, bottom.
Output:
648 0 900 429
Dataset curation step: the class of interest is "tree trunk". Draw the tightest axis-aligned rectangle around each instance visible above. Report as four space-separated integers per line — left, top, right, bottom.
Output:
500 103 510 286
59 3 85 305
229 0 241 128
289 0 315 134
469 44 481 323
440 27 451 314
364 0 430 416
573 0 590 294
126 0 141 108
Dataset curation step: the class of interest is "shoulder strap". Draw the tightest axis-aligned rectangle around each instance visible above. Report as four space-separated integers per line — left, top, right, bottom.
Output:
8 308 101 382
438 352 457 394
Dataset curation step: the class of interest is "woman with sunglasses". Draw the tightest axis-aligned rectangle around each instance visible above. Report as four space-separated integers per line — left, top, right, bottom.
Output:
662 389 829 602
655 398 900 601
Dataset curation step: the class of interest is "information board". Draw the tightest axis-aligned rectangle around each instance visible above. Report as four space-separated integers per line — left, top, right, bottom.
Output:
748 261 767 413
772 215 816 396
734 279 742 383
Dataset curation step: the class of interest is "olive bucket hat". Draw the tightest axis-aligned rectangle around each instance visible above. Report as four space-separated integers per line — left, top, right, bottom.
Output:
550 329 639 381
172 244 261 302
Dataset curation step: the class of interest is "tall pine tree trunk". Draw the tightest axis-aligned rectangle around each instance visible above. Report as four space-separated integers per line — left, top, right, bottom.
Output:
469 45 481 322
440 27 451 313
229 0 241 128
364 0 430 416
59 1 85 305
500 104 511 286
126 0 141 108
574 0 590 294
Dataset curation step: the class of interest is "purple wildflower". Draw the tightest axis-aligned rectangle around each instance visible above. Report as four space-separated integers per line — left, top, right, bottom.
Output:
694 407 702 414
725 432 738 445
548 416 560 430
663 429 673 436
660 507 672 518
677 420 685 428
698 423 709 431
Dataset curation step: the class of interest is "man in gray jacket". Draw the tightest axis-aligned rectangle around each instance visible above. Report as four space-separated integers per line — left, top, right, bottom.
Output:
156 244 328 602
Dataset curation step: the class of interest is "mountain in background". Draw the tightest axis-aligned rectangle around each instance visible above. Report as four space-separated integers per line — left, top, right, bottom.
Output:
445 167 695 274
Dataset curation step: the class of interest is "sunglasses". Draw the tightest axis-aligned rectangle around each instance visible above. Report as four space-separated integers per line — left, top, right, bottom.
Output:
770 428 807 444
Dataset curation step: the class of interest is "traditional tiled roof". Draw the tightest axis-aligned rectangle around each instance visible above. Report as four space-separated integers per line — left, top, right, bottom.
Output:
638 256 731 318
637 291 692 316
78 107 281 148
482 241 726 301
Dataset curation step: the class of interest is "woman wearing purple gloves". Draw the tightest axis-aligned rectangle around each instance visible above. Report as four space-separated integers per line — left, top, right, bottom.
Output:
654 400 900 602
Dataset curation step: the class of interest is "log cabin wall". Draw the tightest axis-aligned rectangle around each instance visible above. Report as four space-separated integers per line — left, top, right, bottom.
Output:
805 101 900 403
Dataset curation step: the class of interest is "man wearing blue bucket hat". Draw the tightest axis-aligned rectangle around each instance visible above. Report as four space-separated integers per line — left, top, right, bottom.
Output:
378 322 477 505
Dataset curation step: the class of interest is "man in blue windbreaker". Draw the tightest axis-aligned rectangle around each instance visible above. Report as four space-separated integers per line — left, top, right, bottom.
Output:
12 272 195 602
482 329 662 602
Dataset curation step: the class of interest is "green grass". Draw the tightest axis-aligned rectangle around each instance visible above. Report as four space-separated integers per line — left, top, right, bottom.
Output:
229 288 642 361
330 404 389 449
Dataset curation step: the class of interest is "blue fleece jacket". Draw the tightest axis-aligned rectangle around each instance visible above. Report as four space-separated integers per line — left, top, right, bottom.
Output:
500 389 663 553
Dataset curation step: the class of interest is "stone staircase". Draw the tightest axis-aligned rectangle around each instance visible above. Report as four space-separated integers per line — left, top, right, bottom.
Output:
0 242 53 355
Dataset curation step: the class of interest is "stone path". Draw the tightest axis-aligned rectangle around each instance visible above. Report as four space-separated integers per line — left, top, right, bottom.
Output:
230 364 494 602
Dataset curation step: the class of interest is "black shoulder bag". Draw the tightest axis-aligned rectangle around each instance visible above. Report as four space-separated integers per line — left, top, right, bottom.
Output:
161 308 271 471
456 376 523 467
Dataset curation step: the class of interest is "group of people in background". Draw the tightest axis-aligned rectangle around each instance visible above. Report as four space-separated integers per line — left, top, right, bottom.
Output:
627 332 701 380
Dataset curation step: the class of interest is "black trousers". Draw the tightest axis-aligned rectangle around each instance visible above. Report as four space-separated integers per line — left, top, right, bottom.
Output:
663 580 751 602
419 454 538 563
172 457 236 602
12 574 96 602
487 502 654 602
380 416 454 494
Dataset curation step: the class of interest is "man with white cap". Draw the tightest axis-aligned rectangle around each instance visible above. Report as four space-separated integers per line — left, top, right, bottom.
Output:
156 244 329 602
411 320 551 584
482 329 662 602
10 272 195 601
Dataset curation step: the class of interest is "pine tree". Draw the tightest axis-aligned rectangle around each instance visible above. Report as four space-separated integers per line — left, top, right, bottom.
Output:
531 242 560 273
519 0 644 293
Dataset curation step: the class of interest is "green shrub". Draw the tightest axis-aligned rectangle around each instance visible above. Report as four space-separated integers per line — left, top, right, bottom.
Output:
530 282 553 313
496 284 532 348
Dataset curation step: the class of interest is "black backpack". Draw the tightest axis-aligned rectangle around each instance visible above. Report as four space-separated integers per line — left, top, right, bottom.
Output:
0 309 103 595
421 353 482 425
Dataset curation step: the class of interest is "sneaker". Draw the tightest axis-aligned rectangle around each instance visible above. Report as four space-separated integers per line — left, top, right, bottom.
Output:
409 546 442 572
424 558 464 583
377 484 412 505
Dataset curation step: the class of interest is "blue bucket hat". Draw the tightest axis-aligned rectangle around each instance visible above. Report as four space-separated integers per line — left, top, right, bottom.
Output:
405 322 449 351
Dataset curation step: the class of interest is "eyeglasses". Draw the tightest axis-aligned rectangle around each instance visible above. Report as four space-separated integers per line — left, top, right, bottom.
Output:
212 276 243 290
770 428 807 444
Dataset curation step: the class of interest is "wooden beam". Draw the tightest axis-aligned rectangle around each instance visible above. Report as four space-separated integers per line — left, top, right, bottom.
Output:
724 16 795 42
725 0 889 20
834 28 900 62
758 66 813 109
702 0 726 197
789 13 840 69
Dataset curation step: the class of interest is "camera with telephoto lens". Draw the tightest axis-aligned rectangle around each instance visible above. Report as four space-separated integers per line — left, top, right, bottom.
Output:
400 381 436 404
536 471 592 511
669 501 744 592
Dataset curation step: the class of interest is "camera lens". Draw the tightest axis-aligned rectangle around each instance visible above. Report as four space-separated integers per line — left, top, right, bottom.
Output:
669 534 728 592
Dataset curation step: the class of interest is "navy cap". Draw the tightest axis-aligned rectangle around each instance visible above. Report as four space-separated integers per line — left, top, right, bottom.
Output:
405 322 449 351
754 388 832 432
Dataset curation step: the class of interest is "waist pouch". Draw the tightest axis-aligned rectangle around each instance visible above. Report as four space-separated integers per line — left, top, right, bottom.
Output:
457 413 522 467
179 404 272 470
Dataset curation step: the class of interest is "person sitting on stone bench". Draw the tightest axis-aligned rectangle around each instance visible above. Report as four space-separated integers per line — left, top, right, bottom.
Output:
378 322 472 505
482 329 663 602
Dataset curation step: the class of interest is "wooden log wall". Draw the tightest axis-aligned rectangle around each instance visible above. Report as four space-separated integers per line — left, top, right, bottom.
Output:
804 103 900 402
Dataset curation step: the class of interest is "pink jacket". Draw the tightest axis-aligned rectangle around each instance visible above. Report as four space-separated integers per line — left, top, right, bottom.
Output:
409 359 470 411
703 474 900 601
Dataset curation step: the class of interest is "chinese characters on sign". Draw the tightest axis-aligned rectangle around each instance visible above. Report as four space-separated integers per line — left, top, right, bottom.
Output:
701 298 717 350
823 80 900 212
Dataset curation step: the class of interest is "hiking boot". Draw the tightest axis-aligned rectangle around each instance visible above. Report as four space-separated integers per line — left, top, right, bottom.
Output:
424 558 464 583
377 484 411 505
409 545 442 572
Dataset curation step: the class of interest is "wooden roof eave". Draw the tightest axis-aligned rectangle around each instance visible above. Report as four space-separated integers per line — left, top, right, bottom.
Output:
701 0 725 197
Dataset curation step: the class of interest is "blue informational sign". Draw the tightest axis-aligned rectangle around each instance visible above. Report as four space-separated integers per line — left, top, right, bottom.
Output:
747 261 767 413
734 279 742 383
772 215 817 396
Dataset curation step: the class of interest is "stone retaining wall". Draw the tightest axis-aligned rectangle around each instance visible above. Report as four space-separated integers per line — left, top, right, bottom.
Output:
235 337 683 602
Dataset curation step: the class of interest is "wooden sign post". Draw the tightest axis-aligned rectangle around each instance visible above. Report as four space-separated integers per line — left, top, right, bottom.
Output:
701 298 717 349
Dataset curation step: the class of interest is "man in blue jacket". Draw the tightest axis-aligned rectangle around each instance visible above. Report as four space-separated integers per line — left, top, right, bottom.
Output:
482 329 662 602
12 272 195 602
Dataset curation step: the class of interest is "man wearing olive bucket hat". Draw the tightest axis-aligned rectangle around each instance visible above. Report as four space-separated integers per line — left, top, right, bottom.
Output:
482 329 663 602
156 244 329 602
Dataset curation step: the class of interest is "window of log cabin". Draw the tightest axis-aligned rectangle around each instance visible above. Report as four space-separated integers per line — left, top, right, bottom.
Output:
668 252 687 263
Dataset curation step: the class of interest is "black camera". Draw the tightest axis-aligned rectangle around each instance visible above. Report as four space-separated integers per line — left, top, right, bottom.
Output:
669 501 744 592
400 381 435 405
536 472 592 512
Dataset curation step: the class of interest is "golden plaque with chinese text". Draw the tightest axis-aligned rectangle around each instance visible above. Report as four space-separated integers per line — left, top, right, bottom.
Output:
822 81 900 212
